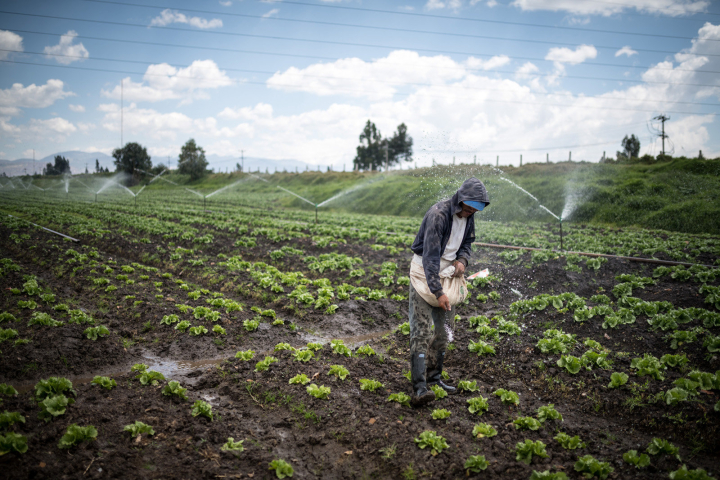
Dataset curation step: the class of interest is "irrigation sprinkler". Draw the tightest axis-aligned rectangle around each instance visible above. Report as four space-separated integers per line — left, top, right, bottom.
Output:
559 218 564 251
276 185 318 223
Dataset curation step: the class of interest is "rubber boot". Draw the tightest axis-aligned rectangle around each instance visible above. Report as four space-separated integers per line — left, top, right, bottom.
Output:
410 352 435 407
426 351 458 395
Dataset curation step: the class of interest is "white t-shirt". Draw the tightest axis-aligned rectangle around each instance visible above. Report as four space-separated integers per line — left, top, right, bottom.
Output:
442 214 467 262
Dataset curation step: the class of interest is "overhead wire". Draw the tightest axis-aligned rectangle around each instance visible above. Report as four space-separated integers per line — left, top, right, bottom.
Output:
74 0 720 57
5 47 720 110
4 58 717 116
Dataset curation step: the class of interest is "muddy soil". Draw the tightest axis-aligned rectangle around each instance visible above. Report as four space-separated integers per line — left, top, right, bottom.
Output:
1 212 719 479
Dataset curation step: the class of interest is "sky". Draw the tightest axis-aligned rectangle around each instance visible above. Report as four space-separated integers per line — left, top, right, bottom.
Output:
1 0 719 170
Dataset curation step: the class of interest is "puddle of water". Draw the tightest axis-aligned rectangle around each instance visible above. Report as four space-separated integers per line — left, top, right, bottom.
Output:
9 353 226 395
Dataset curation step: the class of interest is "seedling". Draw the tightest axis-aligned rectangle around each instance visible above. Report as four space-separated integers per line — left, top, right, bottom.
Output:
493 388 519 405
306 383 331 399
255 356 278 372
468 339 495 356
457 380 479 392
212 325 226 335
175 321 191 332
537 404 563 422
331 339 351 356
243 319 259 332
472 423 497 438
275 343 295 352
557 355 582 374
513 416 542 430
516 439 548 464
136 370 165 386
574 455 613 479
221 437 244 452
608 372 629 389
430 384 447 399
162 381 188 401
289 374 310 385
0 432 28 455
306 342 323 351
91 376 116 390
124 421 155 437
431 408 451 420
268 459 294 479
355 344 376 356
189 325 208 336
414 430 448 456
58 424 97 449
359 379 383 392
84 325 110 340
293 350 314 362
161 314 179 325
0 411 25 430
387 393 411 407
623 450 650 468
191 400 213 420
28 312 63 327
554 432 585 450
467 396 489 415
646 438 680 460
464 455 488 473
235 350 255 361
328 365 349 380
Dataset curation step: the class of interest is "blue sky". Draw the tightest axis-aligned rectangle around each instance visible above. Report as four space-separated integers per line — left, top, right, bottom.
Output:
1 0 719 170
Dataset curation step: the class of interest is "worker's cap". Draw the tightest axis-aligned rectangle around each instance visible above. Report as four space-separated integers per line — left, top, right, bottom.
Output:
463 201 486 211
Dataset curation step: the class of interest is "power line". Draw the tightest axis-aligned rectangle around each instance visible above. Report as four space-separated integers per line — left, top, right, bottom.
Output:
577 0 720 17
268 0 720 42
4 10 720 72
3 58 718 116
6 46 720 95
75 0 720 57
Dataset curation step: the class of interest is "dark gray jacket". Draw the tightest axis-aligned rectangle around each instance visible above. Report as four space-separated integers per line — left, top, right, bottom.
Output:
410 177 490 297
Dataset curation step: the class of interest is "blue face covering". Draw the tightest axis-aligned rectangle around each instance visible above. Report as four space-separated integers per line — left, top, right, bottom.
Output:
463 201 486 211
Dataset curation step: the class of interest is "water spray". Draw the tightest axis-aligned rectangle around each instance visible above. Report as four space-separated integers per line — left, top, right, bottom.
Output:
276 185 318 223
559 217 564 251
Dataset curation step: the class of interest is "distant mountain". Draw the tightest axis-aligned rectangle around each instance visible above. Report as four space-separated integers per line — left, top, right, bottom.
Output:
0 151 115 176
205 154 320 174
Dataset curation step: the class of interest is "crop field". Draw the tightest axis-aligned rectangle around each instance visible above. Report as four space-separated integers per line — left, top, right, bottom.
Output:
0 188 719 480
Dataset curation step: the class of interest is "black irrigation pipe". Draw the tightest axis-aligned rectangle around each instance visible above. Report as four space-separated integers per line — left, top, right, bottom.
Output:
6 214 80 243
473 242 717 269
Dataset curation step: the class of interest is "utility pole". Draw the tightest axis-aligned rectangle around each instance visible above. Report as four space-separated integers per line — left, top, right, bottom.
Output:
473 155 476 165
546 153 549 163
385 144 389 172
654 114 669 156
496 156 499 167
520 154 522 167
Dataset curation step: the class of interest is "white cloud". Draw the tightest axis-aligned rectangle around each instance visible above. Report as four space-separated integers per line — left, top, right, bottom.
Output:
150 9 223 29
515 62 539 79
466 55 510 70
101 60 233 103
69 104 85 113
262 8 279 18
486 0 498 6
512 0 709 17
0 30 23 60
98 102 217 140
219 0 232 5
426 0 463 10
2 117 77 144
218 103 273 121
545 44 597 65
615 46 638 57
43 31 89 64
0 80 74 111
267 50 465 100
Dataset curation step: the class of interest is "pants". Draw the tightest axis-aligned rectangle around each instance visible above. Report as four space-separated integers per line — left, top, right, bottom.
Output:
409 282 455 370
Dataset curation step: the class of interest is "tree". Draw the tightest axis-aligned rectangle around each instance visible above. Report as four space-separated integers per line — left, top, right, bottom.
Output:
617 134 640 160
43 155 71 175
177 139 209 180
150 163 167 176
352 120 413 171
113 142 152 182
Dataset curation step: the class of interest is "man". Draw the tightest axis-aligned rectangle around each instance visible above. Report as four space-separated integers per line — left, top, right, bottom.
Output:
408 177 489 406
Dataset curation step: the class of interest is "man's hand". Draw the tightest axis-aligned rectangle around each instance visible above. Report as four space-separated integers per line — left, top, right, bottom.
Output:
437 294 451 311
453 261 466 278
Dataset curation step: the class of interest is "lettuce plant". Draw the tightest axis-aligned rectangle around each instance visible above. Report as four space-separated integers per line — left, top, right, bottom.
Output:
497 319 521 335
39 394 73 422
274 343 295 352
574 455 613 479
514 416 542 430
124 421 155 437
458 380 479 392
387 392 411 407
28 312 63 327
221 437 244 452
289 374 310 385
35 377 75 400
623 450 650 468
529 471 568 480
397 322 410 335
0 328 18 342
306 383 330 399
0 432 28 455
468 339 495 356
0 411 25 429
17 300 37 310
554 432 584 449
235 349 255 361
268 459 294 479
581 351 611 370
475 326 499 341
243 319 259 332
306 342 323 351
467 396 489 415
328 365 349 380
661 354 688 368
429 384 447 399
68 310 94 324
557 355 582 374
84 325 109 340
294 350 314 362
162 381 188 401
414 430 448 456
493 388 519 405
91 376 116 390
136 370 165 386
191 400 213 420
331 339 351 356
160 314 179 325
58 424 97 449
464 455 488 473
537 404 563 422
668 465 714 480
646 438 680 460
608 372 628 389
188 325 208 336
515 439 548 464
212 325 226 335
0 313 17 323
355 344 376 356
175 321 191 332
255 356 278 372
630 354 665 381
359 379 383 392
472 423 497 438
